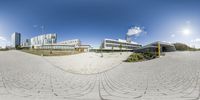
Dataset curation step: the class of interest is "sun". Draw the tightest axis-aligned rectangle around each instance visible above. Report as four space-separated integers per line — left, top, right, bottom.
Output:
182 29 191 35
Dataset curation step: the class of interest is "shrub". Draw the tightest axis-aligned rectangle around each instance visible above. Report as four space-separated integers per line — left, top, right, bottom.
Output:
126 52 157 62
143 52 156 60
126 53 144 62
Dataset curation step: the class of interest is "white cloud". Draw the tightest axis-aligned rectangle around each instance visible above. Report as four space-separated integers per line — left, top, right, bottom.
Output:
0 36 9 48
0 36 6 41
126 26 145 36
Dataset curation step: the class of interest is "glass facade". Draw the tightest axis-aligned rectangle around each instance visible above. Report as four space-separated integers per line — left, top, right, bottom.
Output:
11 32 21 48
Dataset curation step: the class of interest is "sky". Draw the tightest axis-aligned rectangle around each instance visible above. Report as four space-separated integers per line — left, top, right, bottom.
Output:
0 0 200 48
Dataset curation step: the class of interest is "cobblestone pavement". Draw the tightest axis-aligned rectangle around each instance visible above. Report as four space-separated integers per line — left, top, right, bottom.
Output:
0 50 200 100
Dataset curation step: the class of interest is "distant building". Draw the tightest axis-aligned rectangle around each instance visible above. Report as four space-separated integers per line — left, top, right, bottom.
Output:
30 35 90 52
11 32 21 48
76 45 91 52
31 33 57 47
101 38 141 50
26 33 90 52
59 39 90 52
59 39 81 47
34 42 91 52
22 39 31 47
34 44 75 50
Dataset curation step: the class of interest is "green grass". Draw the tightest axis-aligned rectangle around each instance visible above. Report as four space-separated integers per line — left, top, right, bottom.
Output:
21 49 81 56
0 49 9 51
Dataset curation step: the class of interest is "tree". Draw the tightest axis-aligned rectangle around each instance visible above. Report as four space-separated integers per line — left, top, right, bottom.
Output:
100 44 103 57
16 45 22 50
111 45 114 53
119 44 122 55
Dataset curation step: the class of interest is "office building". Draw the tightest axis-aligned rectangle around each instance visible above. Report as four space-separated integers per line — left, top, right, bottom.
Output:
30 34 90 52
11 32 21 48
22 39 31 47
34 44 75 50
34 39 91 52
101 38 141 50
31 33 57 47
59 39 81 47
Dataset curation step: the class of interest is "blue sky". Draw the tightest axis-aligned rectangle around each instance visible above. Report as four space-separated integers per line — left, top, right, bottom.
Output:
0 0 200 48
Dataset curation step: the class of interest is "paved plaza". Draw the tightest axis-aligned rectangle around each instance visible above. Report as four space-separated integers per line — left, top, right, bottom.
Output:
0 50 200 100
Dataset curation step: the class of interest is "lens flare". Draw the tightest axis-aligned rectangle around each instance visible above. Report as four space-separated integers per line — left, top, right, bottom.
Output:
182 29 190 35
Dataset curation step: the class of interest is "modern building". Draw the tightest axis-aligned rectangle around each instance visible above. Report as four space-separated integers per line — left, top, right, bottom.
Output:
11 32 21 48
59 39 90 52
135 41 176 53
101 38 141 50
75 45 91 52
22 39 31 47
33 44 75 50
34 43 91 52
59 39 81 47
15 33 91 52
29 34 91 52
30 33 57 47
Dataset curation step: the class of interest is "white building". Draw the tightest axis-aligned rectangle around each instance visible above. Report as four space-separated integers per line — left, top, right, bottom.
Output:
34 44 75 50
101 38 141 50
22 39 31 47
59 39 81 47
28 34 90 52
31 33 57 47
59 39 90 52
11 32 21 48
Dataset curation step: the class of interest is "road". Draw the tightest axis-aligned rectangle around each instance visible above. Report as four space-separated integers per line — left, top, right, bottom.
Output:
0 50 200 100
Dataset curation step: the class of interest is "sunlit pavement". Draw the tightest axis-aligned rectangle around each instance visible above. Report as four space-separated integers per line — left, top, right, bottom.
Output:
0 50 200 100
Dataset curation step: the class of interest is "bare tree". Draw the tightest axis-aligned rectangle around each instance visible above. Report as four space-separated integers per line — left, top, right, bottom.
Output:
112 45 114 53
119 44 122 55
100 43 104 57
